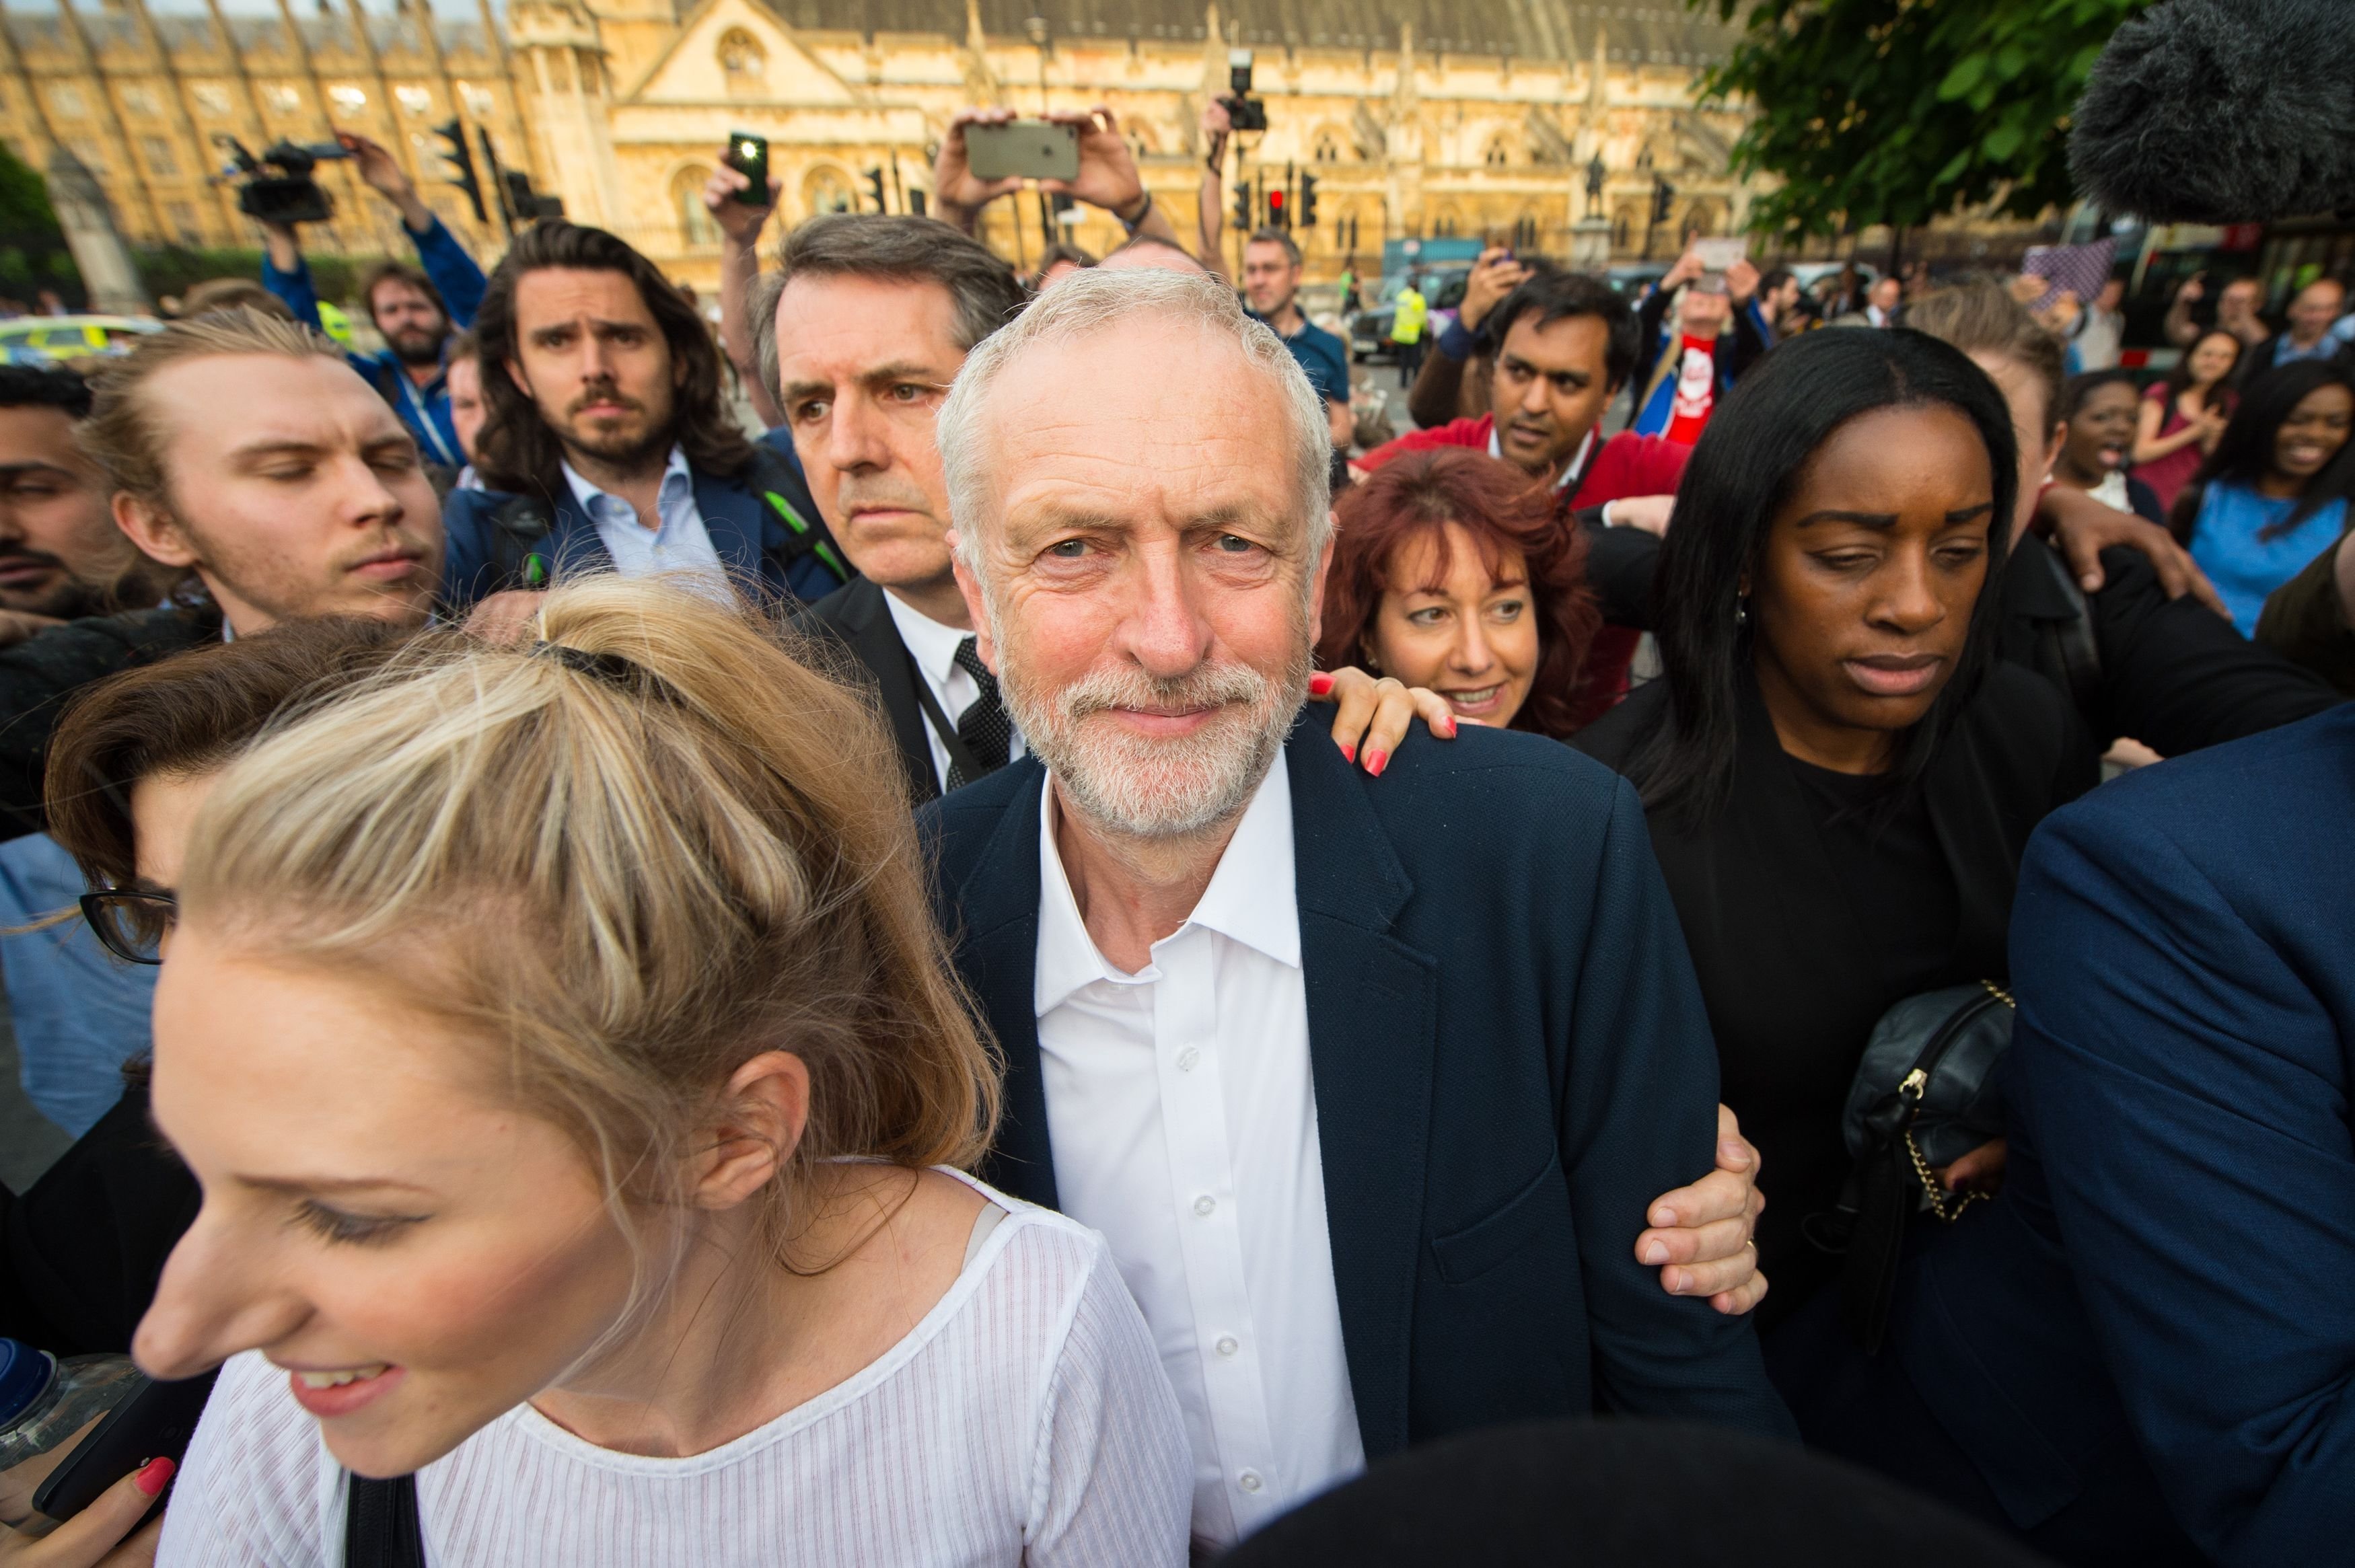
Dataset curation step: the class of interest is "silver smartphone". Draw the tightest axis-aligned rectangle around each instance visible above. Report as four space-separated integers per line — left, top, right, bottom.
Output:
964 120 1080 183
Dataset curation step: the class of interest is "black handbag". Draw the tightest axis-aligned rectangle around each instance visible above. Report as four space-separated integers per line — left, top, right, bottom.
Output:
1814 980 2015 1355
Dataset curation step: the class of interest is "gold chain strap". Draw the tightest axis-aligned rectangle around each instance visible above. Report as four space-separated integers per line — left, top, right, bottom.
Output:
1900 980 2015 1223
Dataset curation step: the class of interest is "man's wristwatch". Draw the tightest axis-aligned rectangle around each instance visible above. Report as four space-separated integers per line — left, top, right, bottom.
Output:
1117 189 1155 234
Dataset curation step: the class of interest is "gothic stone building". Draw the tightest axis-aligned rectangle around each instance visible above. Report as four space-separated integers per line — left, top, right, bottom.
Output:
0 0 1750 288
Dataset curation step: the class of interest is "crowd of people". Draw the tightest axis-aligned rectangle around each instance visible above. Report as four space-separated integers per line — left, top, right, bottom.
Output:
0 97 2349 1568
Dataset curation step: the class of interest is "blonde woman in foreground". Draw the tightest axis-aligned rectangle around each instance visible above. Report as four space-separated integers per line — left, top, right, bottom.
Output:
135 578 1192 1566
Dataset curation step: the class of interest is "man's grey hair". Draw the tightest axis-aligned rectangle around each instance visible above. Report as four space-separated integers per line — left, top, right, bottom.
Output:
754 212 1025 409
938 267 1333 585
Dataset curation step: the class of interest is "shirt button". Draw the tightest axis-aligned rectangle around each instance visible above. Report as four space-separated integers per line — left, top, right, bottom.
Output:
1216 1335 1239 1357
1176 1047 1200 1072
1238 1470 1264 1494
1193 1195 1216 1218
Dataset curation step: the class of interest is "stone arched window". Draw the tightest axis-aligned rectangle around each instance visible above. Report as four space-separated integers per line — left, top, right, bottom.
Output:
1311 126 1344 163
675 166 720 248
803 165 854 218
718 29 766 96
1482 135 1513 168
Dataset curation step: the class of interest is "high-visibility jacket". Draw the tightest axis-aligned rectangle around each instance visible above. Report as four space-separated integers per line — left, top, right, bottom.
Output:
1390 287 1427 345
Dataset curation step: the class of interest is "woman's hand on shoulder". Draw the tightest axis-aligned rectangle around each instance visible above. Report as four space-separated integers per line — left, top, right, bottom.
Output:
1309 668 1457 777
0 1456 171 1567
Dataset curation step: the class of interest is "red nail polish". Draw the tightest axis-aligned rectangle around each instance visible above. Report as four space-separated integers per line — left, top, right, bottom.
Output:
1338 742 1355 765
1308 671 1334 696
1442 716 1458 738
1366 749 1387 776
135 1456 176 1497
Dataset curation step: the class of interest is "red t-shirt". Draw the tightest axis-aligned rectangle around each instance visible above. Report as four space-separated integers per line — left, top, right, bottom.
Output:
1661 334 1720 445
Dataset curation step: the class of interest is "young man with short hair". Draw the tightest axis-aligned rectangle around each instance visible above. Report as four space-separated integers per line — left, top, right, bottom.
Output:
441 221 846 618
1239 227 1352 451
0 307 446 836
258 133 487 470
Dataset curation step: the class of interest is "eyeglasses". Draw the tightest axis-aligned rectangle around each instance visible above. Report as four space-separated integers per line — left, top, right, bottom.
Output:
79 888 177 965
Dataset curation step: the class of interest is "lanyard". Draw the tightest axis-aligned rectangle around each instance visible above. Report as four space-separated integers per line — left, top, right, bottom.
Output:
905 651 985 793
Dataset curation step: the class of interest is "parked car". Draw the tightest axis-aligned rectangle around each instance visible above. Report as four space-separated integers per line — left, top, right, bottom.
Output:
0 314 164 366
1350 264 1470 363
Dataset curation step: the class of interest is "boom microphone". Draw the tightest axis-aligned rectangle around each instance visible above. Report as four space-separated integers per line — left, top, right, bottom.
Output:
2068 0 2355 223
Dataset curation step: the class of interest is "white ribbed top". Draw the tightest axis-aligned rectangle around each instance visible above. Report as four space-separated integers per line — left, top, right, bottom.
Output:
156 1181 1192 1567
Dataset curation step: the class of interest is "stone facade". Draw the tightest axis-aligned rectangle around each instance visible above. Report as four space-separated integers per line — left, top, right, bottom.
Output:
0 0 1751 287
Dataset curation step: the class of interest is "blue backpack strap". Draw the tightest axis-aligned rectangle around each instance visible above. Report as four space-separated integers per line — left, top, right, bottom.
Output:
743 447 850 589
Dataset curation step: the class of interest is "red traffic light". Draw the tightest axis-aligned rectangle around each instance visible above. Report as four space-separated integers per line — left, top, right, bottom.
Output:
1268 190 1284 209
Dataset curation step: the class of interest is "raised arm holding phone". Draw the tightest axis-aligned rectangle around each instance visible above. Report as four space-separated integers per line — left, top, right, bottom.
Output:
933 108 1194 262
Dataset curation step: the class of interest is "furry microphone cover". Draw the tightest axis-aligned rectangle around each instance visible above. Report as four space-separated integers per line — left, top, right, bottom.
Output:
2068 0 2355 223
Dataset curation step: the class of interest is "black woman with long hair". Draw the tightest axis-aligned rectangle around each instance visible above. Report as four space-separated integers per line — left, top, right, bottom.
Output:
1574 327 2098 1337
2169 358 2355 634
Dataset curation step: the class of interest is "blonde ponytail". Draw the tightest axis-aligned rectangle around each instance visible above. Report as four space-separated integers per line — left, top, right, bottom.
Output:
180 575 999 1256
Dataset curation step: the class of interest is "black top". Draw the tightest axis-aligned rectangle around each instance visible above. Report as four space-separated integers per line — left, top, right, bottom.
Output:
0 603 223 843
1 1080 200 1356
1995 536 2339 753
1574 665 2097 1326
1784 758 1959 995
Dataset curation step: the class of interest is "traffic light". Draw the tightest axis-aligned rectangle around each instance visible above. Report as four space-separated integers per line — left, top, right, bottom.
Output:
431 118 486 226
865 167 887 213
1299 170 1318 227
1652 177 1677 225
1268 187 1286 229
908 188 927 216
501 169 563 222
1233 180 1251 231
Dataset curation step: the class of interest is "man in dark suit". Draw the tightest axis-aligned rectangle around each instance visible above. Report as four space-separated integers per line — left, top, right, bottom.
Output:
1866 702 2355 1566
440 221 848 626
925 266 1787 1553
757 215 1028 803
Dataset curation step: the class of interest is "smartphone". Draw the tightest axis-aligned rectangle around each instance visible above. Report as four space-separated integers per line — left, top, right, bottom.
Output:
28 1370 217 1527
724 130 769 206
964 120 1079 184
1694 237 1747 271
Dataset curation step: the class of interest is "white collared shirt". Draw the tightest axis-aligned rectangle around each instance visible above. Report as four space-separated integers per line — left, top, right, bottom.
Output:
881 589 1025 792
560 444 726 589
1033 761 1363 1548
1490 424 1593 494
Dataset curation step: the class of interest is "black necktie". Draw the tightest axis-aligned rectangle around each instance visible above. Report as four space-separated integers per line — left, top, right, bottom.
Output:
947 636 1011 789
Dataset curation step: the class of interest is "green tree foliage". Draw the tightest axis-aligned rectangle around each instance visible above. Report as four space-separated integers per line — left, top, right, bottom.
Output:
1691 0 2155 241
0 139 59 240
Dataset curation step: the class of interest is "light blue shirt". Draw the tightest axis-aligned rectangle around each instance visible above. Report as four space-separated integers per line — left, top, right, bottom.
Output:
2186 480 2350 635
560 444 727 589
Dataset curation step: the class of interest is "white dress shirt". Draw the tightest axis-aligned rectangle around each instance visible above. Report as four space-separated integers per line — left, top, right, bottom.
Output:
881 589 1025 790
560 443 727 590
1033 761 1363 1548
1490 424 1591 493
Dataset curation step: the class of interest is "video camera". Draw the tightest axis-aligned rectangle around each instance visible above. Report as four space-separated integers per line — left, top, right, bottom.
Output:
1222 49 1267 133
213 136 351 226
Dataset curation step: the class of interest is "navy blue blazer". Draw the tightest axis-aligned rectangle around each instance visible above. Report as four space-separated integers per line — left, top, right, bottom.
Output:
439 447 844 611
1897 704 2355 1564
922 718 1794 1460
